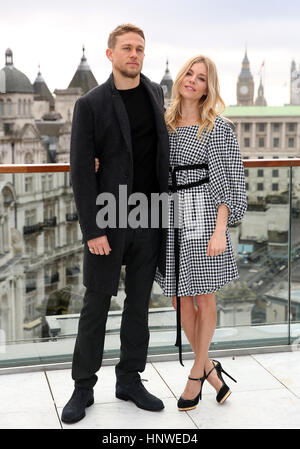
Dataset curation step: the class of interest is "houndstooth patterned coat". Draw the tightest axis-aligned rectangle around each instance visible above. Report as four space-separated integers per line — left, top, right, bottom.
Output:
154 115 247 297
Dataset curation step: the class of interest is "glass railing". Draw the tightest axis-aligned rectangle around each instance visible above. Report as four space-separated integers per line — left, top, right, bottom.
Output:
0 159 299 368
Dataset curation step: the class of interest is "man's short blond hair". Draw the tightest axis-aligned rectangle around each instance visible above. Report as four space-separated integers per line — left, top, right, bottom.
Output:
107 24 145 49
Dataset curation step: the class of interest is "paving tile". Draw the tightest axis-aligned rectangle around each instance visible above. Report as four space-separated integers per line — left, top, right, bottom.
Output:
0 410 60 429
252 351 300 394
187 387 300 429
0 371 55 413
0 371 60 429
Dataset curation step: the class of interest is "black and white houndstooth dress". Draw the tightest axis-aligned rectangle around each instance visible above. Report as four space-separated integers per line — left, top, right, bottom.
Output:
154 116 247 297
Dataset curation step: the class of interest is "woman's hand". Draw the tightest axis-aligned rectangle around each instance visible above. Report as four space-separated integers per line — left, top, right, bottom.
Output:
207 229 226 257
95 157 100 172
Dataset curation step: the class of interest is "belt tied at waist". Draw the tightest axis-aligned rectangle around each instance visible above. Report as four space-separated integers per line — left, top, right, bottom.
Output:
168 163 209 366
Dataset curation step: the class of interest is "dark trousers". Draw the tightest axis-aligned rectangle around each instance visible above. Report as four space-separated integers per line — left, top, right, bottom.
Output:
72 225 161 388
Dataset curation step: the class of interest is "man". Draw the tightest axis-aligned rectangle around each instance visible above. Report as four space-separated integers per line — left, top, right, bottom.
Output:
61 24 169 424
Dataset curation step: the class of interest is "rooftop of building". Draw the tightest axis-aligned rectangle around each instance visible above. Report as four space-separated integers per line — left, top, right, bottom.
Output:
224 105 300 117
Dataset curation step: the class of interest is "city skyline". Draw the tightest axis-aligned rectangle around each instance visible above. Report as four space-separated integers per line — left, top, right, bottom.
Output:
1 0 300 106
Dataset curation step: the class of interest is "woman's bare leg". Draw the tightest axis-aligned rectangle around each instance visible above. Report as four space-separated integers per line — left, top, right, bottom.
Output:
172 295 197 352
172 294 222 397
182 293 222 399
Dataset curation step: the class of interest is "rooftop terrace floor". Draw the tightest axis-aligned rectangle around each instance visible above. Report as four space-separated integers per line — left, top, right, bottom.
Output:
0 350 300 429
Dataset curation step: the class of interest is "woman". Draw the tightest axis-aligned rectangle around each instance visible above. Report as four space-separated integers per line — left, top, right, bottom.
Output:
155 54 247 410
94 55 247 411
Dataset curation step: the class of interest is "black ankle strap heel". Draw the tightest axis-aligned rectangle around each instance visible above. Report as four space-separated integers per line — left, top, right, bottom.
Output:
188 375 206 401
206 360 237 404
177 375 206 411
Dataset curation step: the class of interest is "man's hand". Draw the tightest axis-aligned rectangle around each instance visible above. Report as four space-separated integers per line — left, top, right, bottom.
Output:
88 235 111 255
89 158 109 254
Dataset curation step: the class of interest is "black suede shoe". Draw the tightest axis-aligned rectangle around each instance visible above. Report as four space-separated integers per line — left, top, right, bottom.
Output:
61 387 94 424
116 379 164 411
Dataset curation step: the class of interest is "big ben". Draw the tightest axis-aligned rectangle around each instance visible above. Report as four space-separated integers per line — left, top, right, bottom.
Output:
237 49 254 105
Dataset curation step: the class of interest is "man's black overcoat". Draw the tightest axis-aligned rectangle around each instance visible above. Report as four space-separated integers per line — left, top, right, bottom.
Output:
70 73 169 295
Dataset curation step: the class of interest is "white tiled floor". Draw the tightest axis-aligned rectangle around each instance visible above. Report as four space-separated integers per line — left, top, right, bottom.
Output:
1 351 300 429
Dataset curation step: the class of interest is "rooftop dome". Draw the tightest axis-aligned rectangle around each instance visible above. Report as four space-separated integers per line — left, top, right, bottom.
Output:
68 46 98 94
0 49 34 94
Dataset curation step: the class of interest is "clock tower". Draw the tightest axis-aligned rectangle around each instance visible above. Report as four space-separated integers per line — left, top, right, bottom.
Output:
237 49 254 105
290 59 300 105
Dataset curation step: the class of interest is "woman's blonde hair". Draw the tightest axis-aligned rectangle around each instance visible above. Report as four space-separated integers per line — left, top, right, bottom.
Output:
165 55 232 139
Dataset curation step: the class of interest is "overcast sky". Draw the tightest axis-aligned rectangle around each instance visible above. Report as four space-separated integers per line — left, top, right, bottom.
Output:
1 0 299 106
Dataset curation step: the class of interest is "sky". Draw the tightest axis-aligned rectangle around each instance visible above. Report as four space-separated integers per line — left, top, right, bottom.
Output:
0 0 299 106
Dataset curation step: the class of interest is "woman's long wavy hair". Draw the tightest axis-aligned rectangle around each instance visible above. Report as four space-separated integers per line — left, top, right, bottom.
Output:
165 55 232 139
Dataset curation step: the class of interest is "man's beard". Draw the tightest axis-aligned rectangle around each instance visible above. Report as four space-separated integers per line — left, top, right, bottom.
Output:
116 64 142 79
119 65 141 79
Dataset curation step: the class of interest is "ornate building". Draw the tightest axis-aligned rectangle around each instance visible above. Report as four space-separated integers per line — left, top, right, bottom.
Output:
54 46 98 123
160 59 173 107
68 46 98 94
236 49 255 106
32 66 55 118
290 59 300 105
0 47 97 342
255 74 267 106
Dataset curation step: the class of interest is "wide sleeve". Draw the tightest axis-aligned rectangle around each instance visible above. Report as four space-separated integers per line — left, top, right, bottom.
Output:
207 122 247 227
70 96 106 243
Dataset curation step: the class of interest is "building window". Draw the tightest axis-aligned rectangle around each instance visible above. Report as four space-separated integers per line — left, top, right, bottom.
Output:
244 169 249 177
273 137 279 148
257 183 264 191
45 204 55 220
41 175 46 191
259 137 265 147
44 231 55 252
25 176 33 193
288 137 294 148
244 137 250 147
273 156 279 159
272 183 279 191
245 183 249 190
258 123 265 132
272 169 279 177
25 153 33 164
244 123 251 132
288 123 295 132
25 239 37 257
25 209 36 226
0 100 4 116
257 169 264 177
7 99 12 116
23 100 27 116
273 123 280 132
48 175 53 190
72 227 78 243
